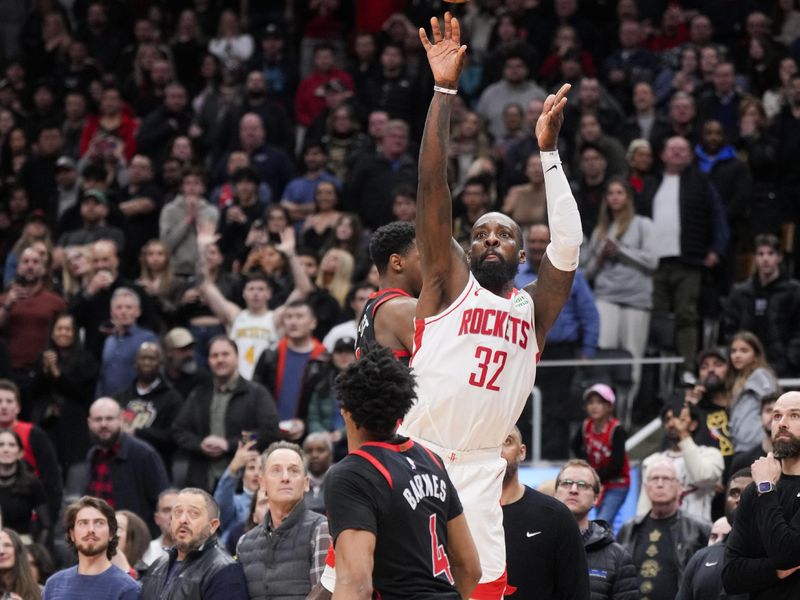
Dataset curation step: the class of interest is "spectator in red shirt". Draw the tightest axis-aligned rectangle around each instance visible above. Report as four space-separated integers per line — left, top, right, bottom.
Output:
295 43 353 128
0 246 66 379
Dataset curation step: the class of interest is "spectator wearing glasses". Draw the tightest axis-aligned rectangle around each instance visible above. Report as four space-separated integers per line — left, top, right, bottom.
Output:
618 459 711 600
554 459 639 600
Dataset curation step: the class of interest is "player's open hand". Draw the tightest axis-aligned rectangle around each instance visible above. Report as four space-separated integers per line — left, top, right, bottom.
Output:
535 83 571 152
419 12 467 89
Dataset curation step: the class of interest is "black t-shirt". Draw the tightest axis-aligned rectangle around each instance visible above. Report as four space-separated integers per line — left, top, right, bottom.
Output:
325 438 462 600
502 486 590 599
633 515 680 600
355 288 412 366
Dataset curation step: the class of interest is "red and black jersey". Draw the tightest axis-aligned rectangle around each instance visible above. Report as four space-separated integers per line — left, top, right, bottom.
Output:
325 438 463 600
355 288 412 365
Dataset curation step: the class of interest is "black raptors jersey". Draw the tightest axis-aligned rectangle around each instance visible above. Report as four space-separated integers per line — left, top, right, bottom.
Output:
324 438 463 600
355 288 412 365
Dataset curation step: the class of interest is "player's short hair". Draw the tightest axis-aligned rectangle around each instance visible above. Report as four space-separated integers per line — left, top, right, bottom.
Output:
369 221 416 275
335 345 416 437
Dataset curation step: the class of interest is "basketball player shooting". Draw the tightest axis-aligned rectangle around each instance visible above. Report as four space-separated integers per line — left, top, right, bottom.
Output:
400 12 583 598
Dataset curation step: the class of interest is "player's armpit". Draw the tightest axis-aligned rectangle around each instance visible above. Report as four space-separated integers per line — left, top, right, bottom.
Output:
525 253 575 350
331 530 375 600
446 514 481 600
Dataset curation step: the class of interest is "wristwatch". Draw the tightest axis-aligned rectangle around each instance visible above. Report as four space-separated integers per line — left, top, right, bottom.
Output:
757 481 776 495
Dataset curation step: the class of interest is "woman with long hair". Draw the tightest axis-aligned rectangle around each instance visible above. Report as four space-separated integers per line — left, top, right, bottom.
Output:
582 179 657 405
30 314 98 470
137 239 179 323
60 245 93 301
448 111 492 194
322 212 369 280
207 9 253 74
0 430 49 545
0 528 40 599
112 510 151 578
316 248 354 308
728 331 780 453
302 181 342 256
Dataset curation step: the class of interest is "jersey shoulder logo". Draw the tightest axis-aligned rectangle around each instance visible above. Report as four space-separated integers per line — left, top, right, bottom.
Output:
513 293 530 309
406 457 416 470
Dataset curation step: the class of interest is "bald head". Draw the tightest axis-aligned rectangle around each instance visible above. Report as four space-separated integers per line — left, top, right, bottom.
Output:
92 239 119 274
88 397 122 446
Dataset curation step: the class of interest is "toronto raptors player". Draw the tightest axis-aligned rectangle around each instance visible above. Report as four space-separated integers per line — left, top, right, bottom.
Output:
355 221 422 365
401 13 583 599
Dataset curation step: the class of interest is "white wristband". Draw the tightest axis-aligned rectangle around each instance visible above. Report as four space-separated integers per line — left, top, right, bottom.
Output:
433 85 458 95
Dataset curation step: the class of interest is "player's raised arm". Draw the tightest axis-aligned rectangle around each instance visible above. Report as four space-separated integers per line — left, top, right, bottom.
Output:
524 84 583 350
416 13 470 316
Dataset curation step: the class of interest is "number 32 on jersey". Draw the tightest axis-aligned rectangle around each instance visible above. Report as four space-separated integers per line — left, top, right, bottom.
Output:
468 345 507 391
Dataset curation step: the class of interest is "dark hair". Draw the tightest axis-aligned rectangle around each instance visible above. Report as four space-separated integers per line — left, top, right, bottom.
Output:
181 165 207 185
369 221 416 275
313 42 336 55
64 496 120 560
25 542 55 585
728 468 752 483
1 528 40 600
117 510 150 567
178 487 220 519
81 163 107 182
382 41 406 58
303 139 327 154
579 141 606 157
463 176 490 194
659 401 700 423
391 184 416 202
0 379 20 403
208 335 238 355
231 166 260 184
243 271 273 289
761 391 781 410
335 345 416 437
754 233 781 253
346 281 378 306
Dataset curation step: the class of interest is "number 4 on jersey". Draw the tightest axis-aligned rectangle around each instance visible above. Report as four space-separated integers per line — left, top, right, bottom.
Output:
429 514 454 584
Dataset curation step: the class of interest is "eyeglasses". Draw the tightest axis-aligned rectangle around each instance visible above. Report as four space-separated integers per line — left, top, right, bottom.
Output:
557 479 596 492
647 475 678 484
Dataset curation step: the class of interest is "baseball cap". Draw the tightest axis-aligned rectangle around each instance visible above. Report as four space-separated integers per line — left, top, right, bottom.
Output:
583 383 616 405
263 23 281 38
164 327 195 348
80 189 108 205
696 347 727 367
55 156 76 171
333 337 355 354
26 209 49 225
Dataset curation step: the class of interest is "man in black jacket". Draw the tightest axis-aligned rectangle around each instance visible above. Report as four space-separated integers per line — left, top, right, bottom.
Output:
636 136 729 371
617 459 711 599
116 342 183 474
140 488 248 600
172 336 279 492
554 459 639 600
723 391 800 599
721 234 800 377
501 427 590 599
67 397 170 535
676 468 752 600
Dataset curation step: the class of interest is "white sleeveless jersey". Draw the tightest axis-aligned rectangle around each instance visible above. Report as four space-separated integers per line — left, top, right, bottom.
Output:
401 273 539 451
230 309 279 380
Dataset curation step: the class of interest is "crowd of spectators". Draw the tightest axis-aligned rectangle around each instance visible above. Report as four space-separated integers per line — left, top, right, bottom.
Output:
0 0 799 597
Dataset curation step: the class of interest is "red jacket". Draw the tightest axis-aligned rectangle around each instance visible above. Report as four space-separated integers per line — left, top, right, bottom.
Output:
294 70 354 127
79 112 139 161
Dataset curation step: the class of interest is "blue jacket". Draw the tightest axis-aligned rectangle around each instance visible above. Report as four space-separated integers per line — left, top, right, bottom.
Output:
515 267 600 356
213 468 255 546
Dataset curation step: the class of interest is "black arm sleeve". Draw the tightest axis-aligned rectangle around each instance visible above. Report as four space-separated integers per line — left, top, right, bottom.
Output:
595 426 627 482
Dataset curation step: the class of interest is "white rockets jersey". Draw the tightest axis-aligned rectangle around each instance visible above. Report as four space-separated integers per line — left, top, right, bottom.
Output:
230 309 279 380
401 272 539 451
